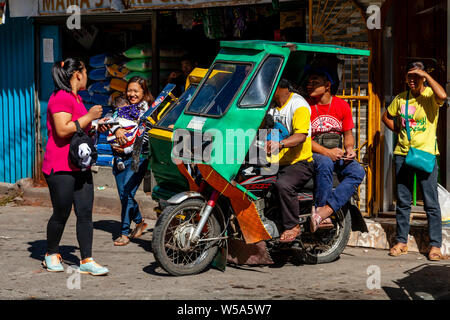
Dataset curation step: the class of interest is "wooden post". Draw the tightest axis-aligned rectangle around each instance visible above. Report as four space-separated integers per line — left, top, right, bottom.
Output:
151 10 160 98
367 26 384 217
309 0 313 43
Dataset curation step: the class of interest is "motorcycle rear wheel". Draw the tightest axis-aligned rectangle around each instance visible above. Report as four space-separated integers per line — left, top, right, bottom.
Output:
299 209 351 264
152 199 221 276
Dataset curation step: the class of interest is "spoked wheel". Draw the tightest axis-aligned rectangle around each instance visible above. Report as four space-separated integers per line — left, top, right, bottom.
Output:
152 199 221 276
299 209 351 264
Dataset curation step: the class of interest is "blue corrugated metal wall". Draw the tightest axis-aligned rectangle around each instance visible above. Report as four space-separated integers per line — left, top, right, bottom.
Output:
0 15 35 183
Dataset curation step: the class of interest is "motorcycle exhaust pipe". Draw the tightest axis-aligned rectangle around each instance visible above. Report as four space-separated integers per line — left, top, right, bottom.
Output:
191 190 219 243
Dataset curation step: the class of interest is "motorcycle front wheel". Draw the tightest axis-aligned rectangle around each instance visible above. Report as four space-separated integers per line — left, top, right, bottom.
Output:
152 199 221 276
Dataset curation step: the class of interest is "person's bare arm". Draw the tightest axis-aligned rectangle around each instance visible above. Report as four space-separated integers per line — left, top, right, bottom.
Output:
53 105 102 139
409 68 447 104
265 133 306 154
343 130 356 160
382 109 398 133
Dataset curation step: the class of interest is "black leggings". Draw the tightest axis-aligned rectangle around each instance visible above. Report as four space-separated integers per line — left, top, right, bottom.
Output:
45 170 94 260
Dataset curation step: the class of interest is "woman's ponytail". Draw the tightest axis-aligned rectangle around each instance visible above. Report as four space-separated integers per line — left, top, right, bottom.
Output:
51 58 85 93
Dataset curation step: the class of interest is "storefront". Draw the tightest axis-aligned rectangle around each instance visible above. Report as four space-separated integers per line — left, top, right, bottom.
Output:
3 0 306 181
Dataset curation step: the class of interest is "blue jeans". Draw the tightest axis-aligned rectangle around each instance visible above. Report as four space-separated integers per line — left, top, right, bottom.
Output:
313 153 365 213
394 155 442 247
113 156 149 236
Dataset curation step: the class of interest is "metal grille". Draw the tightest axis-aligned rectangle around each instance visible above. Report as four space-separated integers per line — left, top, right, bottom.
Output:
306 0 371 213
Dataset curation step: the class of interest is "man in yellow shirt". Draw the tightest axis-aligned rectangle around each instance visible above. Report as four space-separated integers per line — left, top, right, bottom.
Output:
382 61 447 261
265 79 314 242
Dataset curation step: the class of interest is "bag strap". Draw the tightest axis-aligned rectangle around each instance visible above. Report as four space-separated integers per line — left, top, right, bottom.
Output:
74 120 83 134
405 90 411 143
405 91 438 154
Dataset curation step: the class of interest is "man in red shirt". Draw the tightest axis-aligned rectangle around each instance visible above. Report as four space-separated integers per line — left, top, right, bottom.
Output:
305 68 365 232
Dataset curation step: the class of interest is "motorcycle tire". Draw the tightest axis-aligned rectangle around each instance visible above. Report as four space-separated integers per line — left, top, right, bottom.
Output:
301 209 351 264
152 199 221 276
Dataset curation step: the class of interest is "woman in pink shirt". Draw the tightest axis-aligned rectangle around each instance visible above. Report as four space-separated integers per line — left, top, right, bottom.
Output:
42 57 109 276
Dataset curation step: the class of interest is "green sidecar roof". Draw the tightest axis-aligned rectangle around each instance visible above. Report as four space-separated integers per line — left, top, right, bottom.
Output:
219 40 370 57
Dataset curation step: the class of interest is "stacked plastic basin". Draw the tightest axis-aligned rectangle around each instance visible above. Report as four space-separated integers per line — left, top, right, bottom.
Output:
122 43 186 90
80 52 128 167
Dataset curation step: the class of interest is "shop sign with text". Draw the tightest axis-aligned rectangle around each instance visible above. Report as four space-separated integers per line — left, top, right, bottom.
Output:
39 0 112 15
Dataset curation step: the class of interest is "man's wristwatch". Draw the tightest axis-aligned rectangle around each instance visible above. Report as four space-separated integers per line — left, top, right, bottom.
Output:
280 141 285 149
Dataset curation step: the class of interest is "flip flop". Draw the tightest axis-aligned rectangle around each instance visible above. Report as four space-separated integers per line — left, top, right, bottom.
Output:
130 221 148 239
389 243 408 256
428 247 449 261
114 235 130 246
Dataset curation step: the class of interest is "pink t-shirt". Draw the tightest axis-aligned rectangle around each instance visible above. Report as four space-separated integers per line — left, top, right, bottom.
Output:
42 90 91 175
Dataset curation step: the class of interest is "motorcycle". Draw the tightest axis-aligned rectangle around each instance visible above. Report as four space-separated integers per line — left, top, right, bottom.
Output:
148 40 370 276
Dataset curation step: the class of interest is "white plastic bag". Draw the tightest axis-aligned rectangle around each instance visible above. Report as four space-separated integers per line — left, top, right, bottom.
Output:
438 184 450 225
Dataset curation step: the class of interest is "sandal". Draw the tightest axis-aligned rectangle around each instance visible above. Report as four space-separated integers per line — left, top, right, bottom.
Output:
428 247 449 261
279 225 301 243
113 235 130 246
129 220 148 239
319 217 334 229
389 243 408 256
310 209 322 233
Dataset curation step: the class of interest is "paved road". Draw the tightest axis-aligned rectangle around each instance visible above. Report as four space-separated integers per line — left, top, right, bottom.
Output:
1 205 449 301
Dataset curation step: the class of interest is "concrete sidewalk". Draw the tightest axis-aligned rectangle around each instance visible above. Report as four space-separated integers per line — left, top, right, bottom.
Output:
0 167 158 220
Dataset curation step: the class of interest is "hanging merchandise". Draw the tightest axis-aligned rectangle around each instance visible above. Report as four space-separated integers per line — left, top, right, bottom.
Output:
232 8 247 38
0 2 5 25
110 77 128 92
125 59 152 72
176 10 194 30
106 64 130 78
123 43 152 59
202 8 225 40
88 67 110 81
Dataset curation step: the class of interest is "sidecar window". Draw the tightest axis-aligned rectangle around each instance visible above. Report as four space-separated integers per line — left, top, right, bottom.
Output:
239 56 284 107
186 63 251 116
157 85 198 129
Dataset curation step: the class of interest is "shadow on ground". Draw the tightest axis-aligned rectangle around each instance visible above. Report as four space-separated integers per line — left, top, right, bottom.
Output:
27 240 79 266
93 220 121 240
383 263 450 300
93 220 153 252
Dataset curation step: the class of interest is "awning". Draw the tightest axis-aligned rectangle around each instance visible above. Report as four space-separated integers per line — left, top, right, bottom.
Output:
9 0 299 17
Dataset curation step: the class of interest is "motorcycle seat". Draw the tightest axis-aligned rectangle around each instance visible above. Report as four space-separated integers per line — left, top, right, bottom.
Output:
297 172 340 194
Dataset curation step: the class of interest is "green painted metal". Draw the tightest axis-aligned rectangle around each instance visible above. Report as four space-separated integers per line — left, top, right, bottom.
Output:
149 133 190 200
220 40 371 57
173 45 289 190
172 40 371 199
